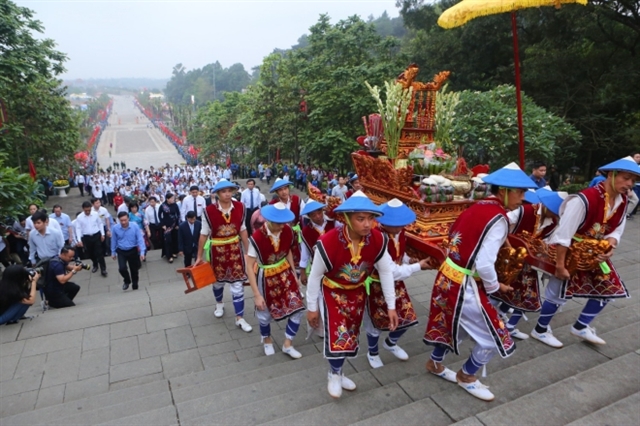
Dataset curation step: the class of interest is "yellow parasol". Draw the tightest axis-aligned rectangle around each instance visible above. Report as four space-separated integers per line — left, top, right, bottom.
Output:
438 0 588 168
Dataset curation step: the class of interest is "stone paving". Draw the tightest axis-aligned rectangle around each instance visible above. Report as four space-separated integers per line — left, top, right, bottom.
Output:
1 181 638 424
96 95 185 170
1 99 639 424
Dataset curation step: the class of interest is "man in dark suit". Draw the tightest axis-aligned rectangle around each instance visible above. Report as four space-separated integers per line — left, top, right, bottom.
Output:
178 211 201 267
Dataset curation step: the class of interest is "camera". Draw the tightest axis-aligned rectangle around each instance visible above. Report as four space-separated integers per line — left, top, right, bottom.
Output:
74 261 91 271
27 267 44 278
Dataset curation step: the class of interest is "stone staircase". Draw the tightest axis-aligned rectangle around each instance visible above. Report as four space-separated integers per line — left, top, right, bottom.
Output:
1 223 638 425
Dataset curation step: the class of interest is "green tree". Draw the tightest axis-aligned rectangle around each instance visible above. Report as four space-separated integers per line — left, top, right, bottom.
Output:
450 85 582 167
0 153 41 219
0 0 80 177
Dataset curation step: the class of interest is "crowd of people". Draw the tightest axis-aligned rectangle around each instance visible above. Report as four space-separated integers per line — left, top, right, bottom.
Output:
1 154 638 405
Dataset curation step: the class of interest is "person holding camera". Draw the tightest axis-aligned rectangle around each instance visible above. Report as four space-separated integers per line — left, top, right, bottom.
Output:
45 246 82 309
0 265 38 325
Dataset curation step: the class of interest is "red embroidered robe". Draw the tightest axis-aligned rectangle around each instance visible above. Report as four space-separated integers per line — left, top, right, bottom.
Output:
424 198 515 357
316 227 387 358
367 229 418 331
249 224 304 321
203 200 247 283
562 183 628 299
301 220 335 259
270 194 302 267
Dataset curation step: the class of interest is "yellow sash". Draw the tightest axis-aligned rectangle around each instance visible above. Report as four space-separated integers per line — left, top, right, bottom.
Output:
440 257 479 283
322 276 364 291
203 235 240 262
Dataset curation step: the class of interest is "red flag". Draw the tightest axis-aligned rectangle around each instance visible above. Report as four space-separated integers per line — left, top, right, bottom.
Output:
28 159 37 180
226 155 231 168
69 166 74 179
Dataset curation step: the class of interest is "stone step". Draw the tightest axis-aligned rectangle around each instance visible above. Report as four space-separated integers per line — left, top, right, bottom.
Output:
383 306 639 422
170 343 319 390
176 363 354 420
96 405 179 426
53 389 174 425
183 371 381 426
474 352 640 425
348 398 453 426
1 379 169 425
564 391 640 426
259 382 413 425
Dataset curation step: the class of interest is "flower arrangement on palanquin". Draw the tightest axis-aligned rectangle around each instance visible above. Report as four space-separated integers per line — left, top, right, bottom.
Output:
53 180 70 188
514 231 612 276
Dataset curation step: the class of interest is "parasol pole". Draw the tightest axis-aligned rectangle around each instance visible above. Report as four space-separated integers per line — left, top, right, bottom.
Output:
511 11 526 169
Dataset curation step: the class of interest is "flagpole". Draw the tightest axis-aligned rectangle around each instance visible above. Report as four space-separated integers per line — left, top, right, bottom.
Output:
512 12 526 169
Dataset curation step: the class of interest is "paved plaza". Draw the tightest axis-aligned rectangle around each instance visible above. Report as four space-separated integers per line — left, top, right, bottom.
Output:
1 98 638 424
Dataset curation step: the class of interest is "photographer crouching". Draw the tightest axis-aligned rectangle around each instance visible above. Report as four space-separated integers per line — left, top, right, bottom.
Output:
0 265 38 325
45 246 87 308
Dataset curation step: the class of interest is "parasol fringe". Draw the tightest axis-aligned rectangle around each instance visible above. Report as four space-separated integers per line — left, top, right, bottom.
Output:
437 0 588 29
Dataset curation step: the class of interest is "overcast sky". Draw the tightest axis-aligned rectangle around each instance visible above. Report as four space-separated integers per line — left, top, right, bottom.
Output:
17 0 400 79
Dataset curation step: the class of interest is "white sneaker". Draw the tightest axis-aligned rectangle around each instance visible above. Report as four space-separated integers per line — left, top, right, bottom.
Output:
263 343 275 356
429 365 458 383
571 325 606 345
282 344 302 359
327 371 342 398
367 352 384 369
341 374 356 391
531 328 563 348
214 303 224 318
235 318 253 332
510 328 530 340
457 379 495 401
383 341 409 360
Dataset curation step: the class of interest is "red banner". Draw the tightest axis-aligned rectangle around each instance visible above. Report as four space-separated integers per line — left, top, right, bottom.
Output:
28 159 37 180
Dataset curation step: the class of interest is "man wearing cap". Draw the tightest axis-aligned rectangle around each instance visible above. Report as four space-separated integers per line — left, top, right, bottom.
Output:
195 179 252 333
245 202 306 359
180 185 205 222
495 188 564 340
306 191 398 399
424 162 535 401
364 198 434 369
298 201 335 337
269 179 305 269
531 156 638 348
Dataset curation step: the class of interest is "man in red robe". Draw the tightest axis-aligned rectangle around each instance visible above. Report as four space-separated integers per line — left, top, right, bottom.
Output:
195 180 252 333
424 162 536 401
531 156 639 348
269 179 305 268
306 191 398 399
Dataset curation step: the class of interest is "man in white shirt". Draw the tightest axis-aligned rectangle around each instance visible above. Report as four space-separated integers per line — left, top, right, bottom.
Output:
91 198 113 257
49 205 74 245
28 211 64 265
24 203 39 239
330 176 349 201
240 179 261 232
145 196 162 249
76 174 85 197
75 201 107 276
180 185 205 222
92 180 104 201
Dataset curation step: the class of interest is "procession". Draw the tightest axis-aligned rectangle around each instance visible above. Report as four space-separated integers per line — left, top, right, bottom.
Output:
2 0 639 423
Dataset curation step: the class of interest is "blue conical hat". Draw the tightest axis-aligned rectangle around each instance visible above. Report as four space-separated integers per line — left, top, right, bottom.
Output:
598 156 640 176
524 189 539 204
212 179 238 193
270 178 293 193
377 198 416 226
261 202 295 224
333 190 382 216
536 188 568 216
301 201 325 216
482 162 538 189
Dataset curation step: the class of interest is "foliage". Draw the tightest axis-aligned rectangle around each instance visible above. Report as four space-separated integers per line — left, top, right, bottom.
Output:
165 62 252 105
0 0 80 177
434 83 460 153
0 153 41 220
558 183 588 194
450 85 581 167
